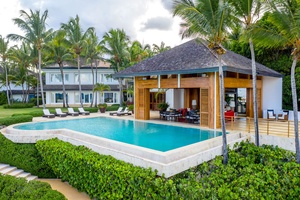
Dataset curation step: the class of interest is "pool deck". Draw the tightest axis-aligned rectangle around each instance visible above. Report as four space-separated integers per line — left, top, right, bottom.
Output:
2 110 248 178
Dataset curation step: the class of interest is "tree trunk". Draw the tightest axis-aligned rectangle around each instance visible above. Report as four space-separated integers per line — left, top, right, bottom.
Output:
249 39 259 146
77 55 83 108
38 49 45 109
291 57 300 163
4 63 10 105
94 61 98 107
90 61 95 107
218 54 228 164
118 78 123 106
59 64 68 108
36 70 39 107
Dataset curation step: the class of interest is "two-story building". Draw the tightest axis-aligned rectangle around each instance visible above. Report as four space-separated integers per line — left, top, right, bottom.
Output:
43 62 121 107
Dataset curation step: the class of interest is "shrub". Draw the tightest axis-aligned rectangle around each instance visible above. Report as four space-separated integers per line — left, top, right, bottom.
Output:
29 97 42 106
0 115 33 126
12 110 44 118
0 92 7 105
36 138 178 199
106 105 120 111
80 107 98 113
3 103 34 109
0 174 66 199
0 133 55 178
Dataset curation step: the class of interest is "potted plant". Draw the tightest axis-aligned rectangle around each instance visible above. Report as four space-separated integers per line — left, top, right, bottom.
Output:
157 102 169 112
98 103 107 113
128 104 134 114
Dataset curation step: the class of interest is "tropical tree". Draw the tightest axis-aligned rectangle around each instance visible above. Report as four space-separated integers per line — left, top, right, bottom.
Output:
102 28 130 106
152 41 171 55
8 9 53 109
44 30 72 108
173 0 233 164
61 15 94 108
252 0 300 162
84 29 103 107
0 35 11 105
228 0 263 146
93 83 111 104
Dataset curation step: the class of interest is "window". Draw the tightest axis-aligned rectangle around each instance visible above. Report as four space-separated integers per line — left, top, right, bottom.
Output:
50 74 69 83
50 93 68 103
100 74 113 83
99 92 119 103
75 73 91 84
75 92 93 103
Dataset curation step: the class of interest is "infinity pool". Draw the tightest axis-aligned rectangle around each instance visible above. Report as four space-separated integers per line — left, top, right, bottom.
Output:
15 117 222 152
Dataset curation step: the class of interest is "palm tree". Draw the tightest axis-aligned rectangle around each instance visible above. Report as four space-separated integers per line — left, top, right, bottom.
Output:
44 30 72 108
93 83 111 104
173 0 233 164
152 41 171 55
102 28 130 106
61 15 94 108
252 0 300 162
84 30 103 107
0 35 11 105
228 0 263 146
8 9 53 109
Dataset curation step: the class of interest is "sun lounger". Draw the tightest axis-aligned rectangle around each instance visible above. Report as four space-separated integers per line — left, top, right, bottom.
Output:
109 107 123 116
78 107 90 115
117 107 132 116
42 109 55 118
55 108 67 117
67 108 79 116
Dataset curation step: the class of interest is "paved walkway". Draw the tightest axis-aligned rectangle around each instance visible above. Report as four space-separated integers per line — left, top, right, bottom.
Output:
39 179 90 200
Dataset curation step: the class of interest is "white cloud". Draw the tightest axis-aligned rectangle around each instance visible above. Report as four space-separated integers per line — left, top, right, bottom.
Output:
1 0 187 47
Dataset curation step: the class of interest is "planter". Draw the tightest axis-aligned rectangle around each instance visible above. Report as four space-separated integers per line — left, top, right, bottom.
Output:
99 108 106 113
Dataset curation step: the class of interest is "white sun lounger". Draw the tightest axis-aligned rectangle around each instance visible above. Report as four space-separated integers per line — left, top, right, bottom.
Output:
42 109 55 118
67 108 79 116
55 108 67 117
78 107 90 115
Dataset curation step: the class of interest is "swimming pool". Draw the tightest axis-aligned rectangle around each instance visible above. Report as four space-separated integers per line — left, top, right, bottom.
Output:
15 117 222 152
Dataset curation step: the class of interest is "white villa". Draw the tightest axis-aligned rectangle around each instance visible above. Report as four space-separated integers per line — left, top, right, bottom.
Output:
43 62 121 107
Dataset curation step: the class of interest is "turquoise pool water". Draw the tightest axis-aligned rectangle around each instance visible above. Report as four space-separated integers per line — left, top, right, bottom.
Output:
15 117 222 152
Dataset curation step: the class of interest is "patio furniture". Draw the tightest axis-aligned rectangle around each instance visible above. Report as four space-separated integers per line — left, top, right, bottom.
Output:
225 110 235 121
42 109 55 118
109 107 123 116
278 110 289 121
67 108 79 116
78 107 90 115
267 109 276 120
55 108 67 117
117 107 132 116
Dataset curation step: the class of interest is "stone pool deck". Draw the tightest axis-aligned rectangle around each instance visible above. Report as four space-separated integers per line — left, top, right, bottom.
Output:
2 111 249 178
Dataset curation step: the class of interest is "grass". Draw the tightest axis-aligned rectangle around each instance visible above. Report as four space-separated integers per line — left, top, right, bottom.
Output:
0 106 70 119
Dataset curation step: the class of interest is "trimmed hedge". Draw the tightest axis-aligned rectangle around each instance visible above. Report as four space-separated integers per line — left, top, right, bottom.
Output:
12 110 44 117
79 107 98 113
0 133 56 178
36 138 178 199
0 115 33 126
106 105 120 111
0 174 66 199
3 103 34 108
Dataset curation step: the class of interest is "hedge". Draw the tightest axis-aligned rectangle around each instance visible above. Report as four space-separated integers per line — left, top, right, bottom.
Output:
0 174 66 199
36 138 178 199
78 107 98 113
3 103 34 108
0 115 33 126
106 105 120 111
0 133 56 178
12 110 44 118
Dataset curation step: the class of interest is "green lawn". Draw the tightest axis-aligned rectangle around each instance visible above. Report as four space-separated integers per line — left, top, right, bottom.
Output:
0 106 70 119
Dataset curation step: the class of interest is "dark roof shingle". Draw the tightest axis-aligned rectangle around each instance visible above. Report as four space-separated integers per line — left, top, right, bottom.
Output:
114 39 282 78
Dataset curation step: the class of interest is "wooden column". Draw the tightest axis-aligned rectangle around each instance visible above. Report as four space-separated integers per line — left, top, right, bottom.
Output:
134 77 150 120
208 72 217 129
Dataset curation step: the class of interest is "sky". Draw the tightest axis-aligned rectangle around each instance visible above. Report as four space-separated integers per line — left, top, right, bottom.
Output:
0 0 190 48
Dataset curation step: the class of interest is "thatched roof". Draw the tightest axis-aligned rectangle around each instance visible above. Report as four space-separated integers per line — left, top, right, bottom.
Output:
114 39 282 78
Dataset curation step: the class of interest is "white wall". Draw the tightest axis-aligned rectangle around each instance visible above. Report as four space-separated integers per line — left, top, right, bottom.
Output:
262 76 282 115
166 89 184 109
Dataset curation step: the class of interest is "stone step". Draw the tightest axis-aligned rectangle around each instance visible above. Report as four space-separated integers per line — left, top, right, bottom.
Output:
0 166 17 174
0 163 38 181
9 169 24 176
0 164 9 171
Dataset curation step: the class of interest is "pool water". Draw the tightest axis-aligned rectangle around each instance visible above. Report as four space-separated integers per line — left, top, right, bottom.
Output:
15 117 223 152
